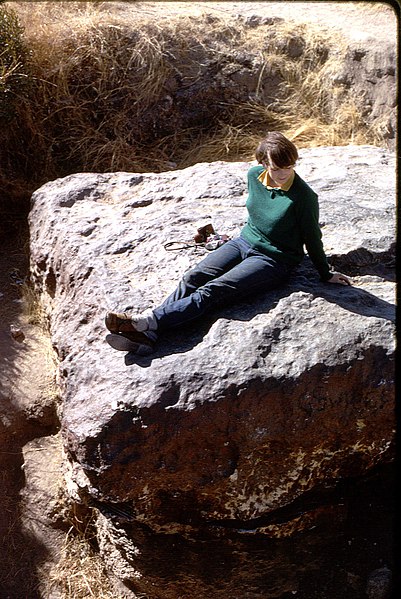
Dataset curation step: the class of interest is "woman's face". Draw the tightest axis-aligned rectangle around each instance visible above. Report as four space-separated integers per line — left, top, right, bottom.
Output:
263 160 295 187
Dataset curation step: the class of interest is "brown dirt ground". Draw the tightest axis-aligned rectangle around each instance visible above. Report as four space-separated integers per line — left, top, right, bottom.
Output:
0 218 60 598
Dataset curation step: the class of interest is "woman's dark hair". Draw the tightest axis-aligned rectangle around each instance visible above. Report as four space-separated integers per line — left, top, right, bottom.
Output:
255 132 298 167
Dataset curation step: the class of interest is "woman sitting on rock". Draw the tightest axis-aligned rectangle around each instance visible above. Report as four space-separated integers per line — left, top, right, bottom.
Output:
105 131 351 355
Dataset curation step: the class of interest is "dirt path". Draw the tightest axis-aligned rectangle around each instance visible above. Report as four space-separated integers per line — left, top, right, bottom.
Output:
0 221 59 598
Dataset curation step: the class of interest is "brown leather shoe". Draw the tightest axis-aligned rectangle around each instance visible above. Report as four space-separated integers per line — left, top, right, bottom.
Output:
105 331 154 355
105 312 133 334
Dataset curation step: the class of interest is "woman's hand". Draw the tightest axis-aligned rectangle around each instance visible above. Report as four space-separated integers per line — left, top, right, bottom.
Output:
327 272 352 286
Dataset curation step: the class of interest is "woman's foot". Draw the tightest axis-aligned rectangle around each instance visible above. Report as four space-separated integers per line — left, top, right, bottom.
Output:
105 311 135 333
105 309 157 334
105 331 155 355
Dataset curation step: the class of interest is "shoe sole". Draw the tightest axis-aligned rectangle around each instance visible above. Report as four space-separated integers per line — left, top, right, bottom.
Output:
105 334 154 355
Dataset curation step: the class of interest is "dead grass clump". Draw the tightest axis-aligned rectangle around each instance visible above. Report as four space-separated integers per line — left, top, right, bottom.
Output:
240 20 375 147
0 3 31 121
2 1 393 207
43 520 124 599
187 17 384 154
19 279 48 327
11 2 214 174
38 493 128 599
44 535 118 598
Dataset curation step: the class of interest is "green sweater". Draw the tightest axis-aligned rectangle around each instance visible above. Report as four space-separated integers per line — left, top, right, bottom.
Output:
241 165 331 281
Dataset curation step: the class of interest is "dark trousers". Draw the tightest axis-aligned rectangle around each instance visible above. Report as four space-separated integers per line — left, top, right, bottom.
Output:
153 237 292 331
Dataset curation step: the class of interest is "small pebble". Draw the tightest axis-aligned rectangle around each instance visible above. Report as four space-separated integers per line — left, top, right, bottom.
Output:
10 324 25 342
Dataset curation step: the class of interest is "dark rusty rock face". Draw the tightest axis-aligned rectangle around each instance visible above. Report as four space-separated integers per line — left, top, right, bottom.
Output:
65 336 394 533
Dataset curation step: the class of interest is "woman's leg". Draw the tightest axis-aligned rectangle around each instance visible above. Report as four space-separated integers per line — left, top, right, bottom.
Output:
106 239 243 339
158 238 244 306
105 240 292 346
153 243 292 330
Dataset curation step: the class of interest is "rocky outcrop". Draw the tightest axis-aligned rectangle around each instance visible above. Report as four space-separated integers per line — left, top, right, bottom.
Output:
29 145 395 597
127 14 396 148
125 17 397 149
327 41 396 142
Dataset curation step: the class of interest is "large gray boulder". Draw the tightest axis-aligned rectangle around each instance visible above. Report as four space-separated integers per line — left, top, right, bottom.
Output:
29 146 395 594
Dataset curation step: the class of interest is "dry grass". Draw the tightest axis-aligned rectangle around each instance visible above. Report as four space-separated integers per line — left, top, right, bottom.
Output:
44 536 119 598
19 280 48 327
2 0 388 199
42 517 126 599
36 492 136 599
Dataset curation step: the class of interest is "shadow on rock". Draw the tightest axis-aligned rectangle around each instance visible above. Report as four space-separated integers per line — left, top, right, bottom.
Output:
329 244 396 283
124 258 395 367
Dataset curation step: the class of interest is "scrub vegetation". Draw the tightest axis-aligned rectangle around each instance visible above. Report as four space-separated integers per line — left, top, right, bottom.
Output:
43 521 126 599
1 0 390 215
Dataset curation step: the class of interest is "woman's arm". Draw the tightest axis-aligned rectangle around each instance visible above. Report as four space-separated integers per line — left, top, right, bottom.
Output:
295 188 352 286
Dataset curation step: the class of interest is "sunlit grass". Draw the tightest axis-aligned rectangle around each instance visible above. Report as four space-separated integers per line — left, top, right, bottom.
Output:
3 0 388 193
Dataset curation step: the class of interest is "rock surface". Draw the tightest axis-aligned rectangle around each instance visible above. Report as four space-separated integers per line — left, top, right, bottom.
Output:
29 146 395 594
366 566 393 599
